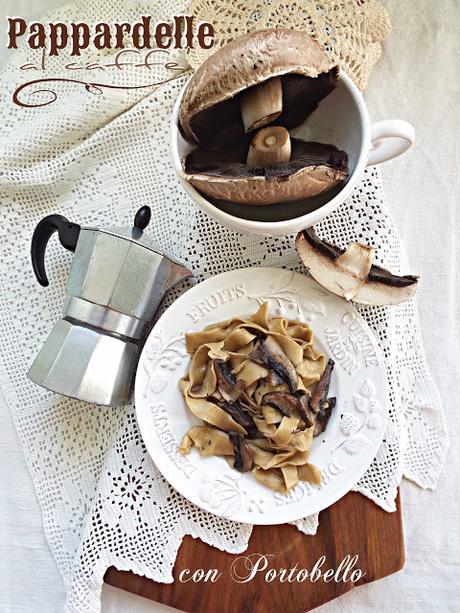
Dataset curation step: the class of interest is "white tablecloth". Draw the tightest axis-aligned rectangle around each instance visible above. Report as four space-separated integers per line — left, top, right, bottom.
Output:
1 1 459 611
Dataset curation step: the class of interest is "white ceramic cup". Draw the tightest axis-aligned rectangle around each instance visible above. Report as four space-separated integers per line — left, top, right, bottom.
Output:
170 71 415 237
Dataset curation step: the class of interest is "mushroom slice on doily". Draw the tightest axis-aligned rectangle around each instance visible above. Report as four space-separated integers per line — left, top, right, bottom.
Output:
296 227 418 305
353 264 419 306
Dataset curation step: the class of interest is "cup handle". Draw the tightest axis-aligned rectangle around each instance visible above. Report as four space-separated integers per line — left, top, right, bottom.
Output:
367 119 415 166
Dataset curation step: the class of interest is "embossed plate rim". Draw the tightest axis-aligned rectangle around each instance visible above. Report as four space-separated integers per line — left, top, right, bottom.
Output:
135 268 389 525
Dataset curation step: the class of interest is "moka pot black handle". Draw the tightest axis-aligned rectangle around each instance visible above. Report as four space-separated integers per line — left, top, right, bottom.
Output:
31 215 81 287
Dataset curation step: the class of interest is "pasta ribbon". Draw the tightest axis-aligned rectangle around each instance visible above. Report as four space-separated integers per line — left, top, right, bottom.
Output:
179 304 330 493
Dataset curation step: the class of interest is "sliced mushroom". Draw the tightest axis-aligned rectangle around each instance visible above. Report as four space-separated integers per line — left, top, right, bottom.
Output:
296 227 418 305
250 335 298 393
294 390 316 428
313 397 336 437
228 431 253 472
310 359 334 414
353 264 419 305
261 391 299 417
184 139 348 206
214 359 246 403
216 399 257 438
265 370 284 386
179 29 339 147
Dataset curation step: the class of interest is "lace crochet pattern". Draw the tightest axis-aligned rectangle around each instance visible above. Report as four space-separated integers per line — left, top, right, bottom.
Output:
186 0 391 89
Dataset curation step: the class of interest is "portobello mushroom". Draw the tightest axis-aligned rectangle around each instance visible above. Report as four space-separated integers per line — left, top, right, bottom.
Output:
179 29 349 206
265 369 284 387
250 335 298 393
261 391 299 417
184 136 348 206
228 431 253 472
296 227 418 305
214 359 246 403
310 358 335 414
179 29 339 147
313 397 337 437
262 389 319 428
215 399 257 438
294 390 316 428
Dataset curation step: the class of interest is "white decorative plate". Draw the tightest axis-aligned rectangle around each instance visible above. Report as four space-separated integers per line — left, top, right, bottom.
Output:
135 268 389 524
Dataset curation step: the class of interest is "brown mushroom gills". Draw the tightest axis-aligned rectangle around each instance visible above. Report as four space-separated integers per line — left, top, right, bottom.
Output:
185 139 347 180
186 71 339 148
185 138 348 205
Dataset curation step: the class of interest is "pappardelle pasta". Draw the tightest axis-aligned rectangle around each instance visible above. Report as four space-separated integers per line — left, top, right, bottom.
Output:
179 303 336 493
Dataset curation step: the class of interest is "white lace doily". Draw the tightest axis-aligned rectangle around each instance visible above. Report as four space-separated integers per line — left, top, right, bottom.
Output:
0 1 448 611
186 0 391 89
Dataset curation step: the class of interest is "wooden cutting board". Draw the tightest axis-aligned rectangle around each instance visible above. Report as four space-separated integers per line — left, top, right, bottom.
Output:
105 491 404 612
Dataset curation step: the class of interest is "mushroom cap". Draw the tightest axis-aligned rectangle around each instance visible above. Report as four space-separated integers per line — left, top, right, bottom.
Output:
180 29 338 146
184 139 348 205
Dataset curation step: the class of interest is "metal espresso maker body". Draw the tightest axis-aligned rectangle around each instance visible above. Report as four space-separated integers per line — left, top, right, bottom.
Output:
28 206 192 406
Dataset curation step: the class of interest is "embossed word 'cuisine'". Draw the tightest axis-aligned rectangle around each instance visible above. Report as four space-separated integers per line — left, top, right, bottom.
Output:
6 15 215 57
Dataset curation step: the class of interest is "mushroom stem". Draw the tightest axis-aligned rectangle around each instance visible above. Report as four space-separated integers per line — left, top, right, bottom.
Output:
240 77 283 133
246 126 291 167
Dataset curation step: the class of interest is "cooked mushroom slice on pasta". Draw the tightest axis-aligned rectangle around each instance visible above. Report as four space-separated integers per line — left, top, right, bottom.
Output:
229 431 253 472
294 390 316 428
261 391 299 417
310 358 334 413
265 370 284 387
216 399 258 438
313 397 336 437
214 358 246 402
250 335 298 393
